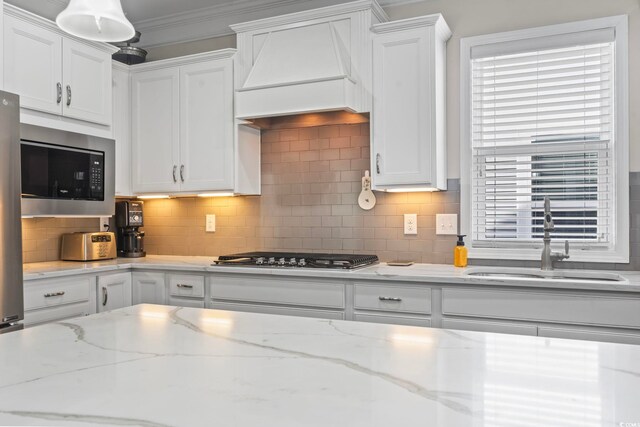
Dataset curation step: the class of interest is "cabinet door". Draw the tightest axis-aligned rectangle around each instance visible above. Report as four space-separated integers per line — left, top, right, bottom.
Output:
179 59 234 192
97 273 132 313
132 68 180 193
372 27 435 187
62 38 112 125
113 66 132 196
3 15 62 115
132 272 166 305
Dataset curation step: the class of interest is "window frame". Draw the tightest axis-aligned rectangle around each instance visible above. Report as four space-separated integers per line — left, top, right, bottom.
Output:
460 15 629 263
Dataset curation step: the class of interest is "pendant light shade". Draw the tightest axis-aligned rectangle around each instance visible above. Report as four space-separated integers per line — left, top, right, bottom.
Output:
56 0 135 42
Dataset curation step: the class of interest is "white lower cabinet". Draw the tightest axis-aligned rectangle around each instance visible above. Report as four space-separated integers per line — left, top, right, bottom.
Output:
132 272 167 305
352 282 432 326
23 275 97 326
208 275 345 320
537 325 640 346
21 270 640 345
97 272 132 313
353 313 430 327
441 318 538 336
167 273 205 308
209 301 344 320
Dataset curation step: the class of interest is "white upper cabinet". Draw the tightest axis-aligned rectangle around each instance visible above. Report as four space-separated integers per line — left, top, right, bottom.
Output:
132 66 181 194
4 14 62 115
179 59 234 192
131 50 248 195
63 38 112 125
112 63 132 196
3 5 116 129
371 15 451 191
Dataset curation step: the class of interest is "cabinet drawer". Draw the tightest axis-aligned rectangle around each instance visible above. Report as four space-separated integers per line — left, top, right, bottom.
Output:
169 296 205 309
354 313 431 327
25 276 94 311
209 276 345 309
169 274 205 298
442 288 640 329
537 326 640 346
209 301 344 320
24 301 95 327
442 318 538 336
354 284 431 314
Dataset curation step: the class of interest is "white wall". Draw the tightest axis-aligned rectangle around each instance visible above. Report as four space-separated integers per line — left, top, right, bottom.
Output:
385 0 640 176
145 0 640 176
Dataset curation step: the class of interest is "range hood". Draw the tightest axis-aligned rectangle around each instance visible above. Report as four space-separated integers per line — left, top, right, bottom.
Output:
231 0 388 120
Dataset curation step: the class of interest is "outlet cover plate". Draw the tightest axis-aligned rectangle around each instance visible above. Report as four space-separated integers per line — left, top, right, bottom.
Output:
206 214 216 232
404 214 418 235
436 214 458 235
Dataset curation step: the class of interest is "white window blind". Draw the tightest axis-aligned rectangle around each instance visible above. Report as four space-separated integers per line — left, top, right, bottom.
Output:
470 38 615 248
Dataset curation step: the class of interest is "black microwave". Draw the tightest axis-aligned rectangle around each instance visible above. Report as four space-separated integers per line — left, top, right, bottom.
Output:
20 124 115 217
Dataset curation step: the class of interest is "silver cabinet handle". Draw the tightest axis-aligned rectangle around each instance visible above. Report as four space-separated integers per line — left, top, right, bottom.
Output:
102 287 108 306
180 165 184 182
379 296 402 302
56 83 62 104
376 154 381 174
44 291 65 298
66 85 72 106
172 165 177 183
177 284 193 289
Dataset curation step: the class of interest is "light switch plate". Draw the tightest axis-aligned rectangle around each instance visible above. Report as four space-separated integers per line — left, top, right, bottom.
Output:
404 214 418 235
436 214 458 235
206 214 216 232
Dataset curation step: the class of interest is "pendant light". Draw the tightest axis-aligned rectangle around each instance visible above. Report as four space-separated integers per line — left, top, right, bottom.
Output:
56 0 135 43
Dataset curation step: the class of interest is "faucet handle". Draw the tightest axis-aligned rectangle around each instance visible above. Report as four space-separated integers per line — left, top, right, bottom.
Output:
563 240 570 259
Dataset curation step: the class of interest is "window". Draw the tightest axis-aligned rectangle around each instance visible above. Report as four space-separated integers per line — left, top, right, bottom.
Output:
460 16 629 262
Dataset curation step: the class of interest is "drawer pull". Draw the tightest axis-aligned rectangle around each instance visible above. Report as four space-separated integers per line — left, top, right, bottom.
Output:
44 291 65 298
177 284 193 289
379 296 402 302
102 287 108 307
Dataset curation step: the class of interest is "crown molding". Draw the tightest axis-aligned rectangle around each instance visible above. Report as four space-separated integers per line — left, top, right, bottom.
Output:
134 0 417 49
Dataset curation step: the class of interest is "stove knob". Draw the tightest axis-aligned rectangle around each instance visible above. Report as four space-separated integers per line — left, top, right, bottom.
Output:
278 257 286 266
298 258 306 267
268 257 276 265
256 257 265 265
289 258 297 266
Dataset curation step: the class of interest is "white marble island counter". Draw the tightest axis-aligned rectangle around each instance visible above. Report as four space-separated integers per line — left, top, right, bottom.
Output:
1 304 639 426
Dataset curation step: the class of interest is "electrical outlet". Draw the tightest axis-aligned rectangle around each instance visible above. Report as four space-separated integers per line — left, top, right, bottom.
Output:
404 214 418 235
436 214 458 235
99 217 110 232
206 214 216 232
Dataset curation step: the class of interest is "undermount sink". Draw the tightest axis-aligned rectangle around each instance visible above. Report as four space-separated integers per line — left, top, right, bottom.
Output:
465 267 628 283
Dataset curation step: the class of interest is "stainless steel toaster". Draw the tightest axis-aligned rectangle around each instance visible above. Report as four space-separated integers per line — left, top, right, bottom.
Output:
60 232 117 261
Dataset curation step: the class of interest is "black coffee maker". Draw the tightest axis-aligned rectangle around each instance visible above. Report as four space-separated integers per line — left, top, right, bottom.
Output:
116 201 146 258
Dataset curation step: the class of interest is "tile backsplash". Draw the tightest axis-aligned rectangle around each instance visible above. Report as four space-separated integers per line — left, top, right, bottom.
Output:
142 123 461 263
21 123 640 270
22 217 101 263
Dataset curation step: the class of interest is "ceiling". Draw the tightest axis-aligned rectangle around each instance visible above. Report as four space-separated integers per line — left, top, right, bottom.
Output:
5 0 417 48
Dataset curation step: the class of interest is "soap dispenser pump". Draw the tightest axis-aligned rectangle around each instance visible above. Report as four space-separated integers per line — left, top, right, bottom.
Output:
454 235 468 267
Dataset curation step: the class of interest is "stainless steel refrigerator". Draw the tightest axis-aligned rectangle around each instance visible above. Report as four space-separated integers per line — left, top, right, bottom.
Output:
0 91 23 333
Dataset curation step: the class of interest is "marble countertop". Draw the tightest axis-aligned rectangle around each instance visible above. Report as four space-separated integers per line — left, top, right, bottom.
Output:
23 255 640 292
0 304 638 426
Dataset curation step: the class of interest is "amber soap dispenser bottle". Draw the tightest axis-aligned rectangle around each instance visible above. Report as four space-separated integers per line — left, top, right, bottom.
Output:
454 235 468 267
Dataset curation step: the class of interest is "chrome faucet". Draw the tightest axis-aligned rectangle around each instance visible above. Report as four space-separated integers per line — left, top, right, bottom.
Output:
541 196 570 270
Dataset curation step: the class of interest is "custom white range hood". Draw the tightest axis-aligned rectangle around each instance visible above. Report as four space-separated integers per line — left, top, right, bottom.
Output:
231 0 388 120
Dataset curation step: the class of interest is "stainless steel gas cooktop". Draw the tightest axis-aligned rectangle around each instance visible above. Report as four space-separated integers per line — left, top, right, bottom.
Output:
213 252 379 269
